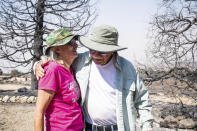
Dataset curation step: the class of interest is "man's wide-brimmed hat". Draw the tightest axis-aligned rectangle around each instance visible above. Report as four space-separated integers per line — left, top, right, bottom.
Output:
45 28 78 55
79 25 127 52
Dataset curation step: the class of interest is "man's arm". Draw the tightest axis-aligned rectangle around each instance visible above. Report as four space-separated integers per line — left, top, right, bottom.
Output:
134 73 153 131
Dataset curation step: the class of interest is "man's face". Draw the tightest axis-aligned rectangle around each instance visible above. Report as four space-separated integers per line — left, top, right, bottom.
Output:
89 50 114 65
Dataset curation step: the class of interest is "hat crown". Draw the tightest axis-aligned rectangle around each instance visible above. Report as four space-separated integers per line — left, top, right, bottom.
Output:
90 25 119 45
79 25 127 52
46 28 73 47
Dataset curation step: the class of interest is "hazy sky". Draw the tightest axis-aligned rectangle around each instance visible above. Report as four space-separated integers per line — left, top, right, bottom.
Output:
91 0 160 65
1 0 160 73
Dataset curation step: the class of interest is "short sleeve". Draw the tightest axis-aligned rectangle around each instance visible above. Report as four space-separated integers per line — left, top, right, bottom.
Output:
38 64 59 92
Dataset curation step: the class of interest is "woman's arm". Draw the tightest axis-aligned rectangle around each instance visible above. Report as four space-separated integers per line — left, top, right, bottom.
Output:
34 90 55 131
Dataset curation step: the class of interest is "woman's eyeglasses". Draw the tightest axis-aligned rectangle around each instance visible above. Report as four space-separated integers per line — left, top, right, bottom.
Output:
68 40 82 48
68 40 77 46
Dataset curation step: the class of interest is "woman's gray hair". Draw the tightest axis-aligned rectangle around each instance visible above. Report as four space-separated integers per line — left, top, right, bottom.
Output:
48 47 58 60
41 47 59 62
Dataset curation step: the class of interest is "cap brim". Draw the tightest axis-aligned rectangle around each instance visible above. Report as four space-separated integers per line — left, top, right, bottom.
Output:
79 36 127 52
44 35 79 55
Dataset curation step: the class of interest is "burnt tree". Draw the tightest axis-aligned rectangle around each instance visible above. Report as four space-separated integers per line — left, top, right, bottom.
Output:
0 0 97 89
148 0 197 69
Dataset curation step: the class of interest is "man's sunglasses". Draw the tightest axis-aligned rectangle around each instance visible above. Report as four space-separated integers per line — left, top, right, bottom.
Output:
90 50 109 56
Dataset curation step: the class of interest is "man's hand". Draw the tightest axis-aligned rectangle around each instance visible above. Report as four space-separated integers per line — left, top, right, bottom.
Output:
35 61 45 80
35 56 49 80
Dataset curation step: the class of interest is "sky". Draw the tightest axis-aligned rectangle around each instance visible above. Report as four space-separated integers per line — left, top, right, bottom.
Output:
1 0 160 73
89 0 160 65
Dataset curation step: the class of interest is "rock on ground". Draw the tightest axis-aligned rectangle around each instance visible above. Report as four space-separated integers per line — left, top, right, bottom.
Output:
0 103 196 131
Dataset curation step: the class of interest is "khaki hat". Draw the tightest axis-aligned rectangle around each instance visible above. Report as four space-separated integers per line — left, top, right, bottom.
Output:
45 28 78 55
79 25 127 52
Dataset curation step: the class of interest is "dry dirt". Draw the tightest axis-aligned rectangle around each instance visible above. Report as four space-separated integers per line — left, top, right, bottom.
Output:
0 103 34 131
0 76 196 131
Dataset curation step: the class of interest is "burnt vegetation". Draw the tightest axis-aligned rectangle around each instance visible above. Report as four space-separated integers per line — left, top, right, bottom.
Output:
0 0 97 89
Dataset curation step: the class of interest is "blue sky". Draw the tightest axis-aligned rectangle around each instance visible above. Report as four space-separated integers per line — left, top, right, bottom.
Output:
91 0 160 65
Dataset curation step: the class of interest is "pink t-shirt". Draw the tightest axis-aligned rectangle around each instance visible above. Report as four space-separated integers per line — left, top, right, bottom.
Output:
38 61 84 131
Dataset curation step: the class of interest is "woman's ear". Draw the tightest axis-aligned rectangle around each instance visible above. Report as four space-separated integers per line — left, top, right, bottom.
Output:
53 46 60 53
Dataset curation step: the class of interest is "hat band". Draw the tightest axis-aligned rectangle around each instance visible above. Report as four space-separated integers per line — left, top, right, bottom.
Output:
49 34 74 46
89 36 118 46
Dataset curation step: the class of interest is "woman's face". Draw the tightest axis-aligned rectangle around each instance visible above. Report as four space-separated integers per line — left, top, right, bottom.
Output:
55 38 78 61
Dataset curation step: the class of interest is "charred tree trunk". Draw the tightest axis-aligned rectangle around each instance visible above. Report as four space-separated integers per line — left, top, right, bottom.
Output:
0 0 97 90
31 0 44 90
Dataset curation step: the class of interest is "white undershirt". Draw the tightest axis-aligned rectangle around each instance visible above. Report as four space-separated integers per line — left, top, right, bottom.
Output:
84 56 117 125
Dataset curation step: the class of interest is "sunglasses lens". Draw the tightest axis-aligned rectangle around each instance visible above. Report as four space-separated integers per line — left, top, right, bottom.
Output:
90 50 107 55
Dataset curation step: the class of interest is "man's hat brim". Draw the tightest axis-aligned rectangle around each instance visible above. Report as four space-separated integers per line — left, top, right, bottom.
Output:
79 36 127 52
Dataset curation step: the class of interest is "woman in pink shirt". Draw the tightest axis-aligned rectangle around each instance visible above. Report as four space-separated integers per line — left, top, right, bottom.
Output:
34 28 84 131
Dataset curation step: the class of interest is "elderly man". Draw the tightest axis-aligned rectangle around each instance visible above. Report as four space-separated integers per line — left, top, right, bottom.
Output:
34 25 153 131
